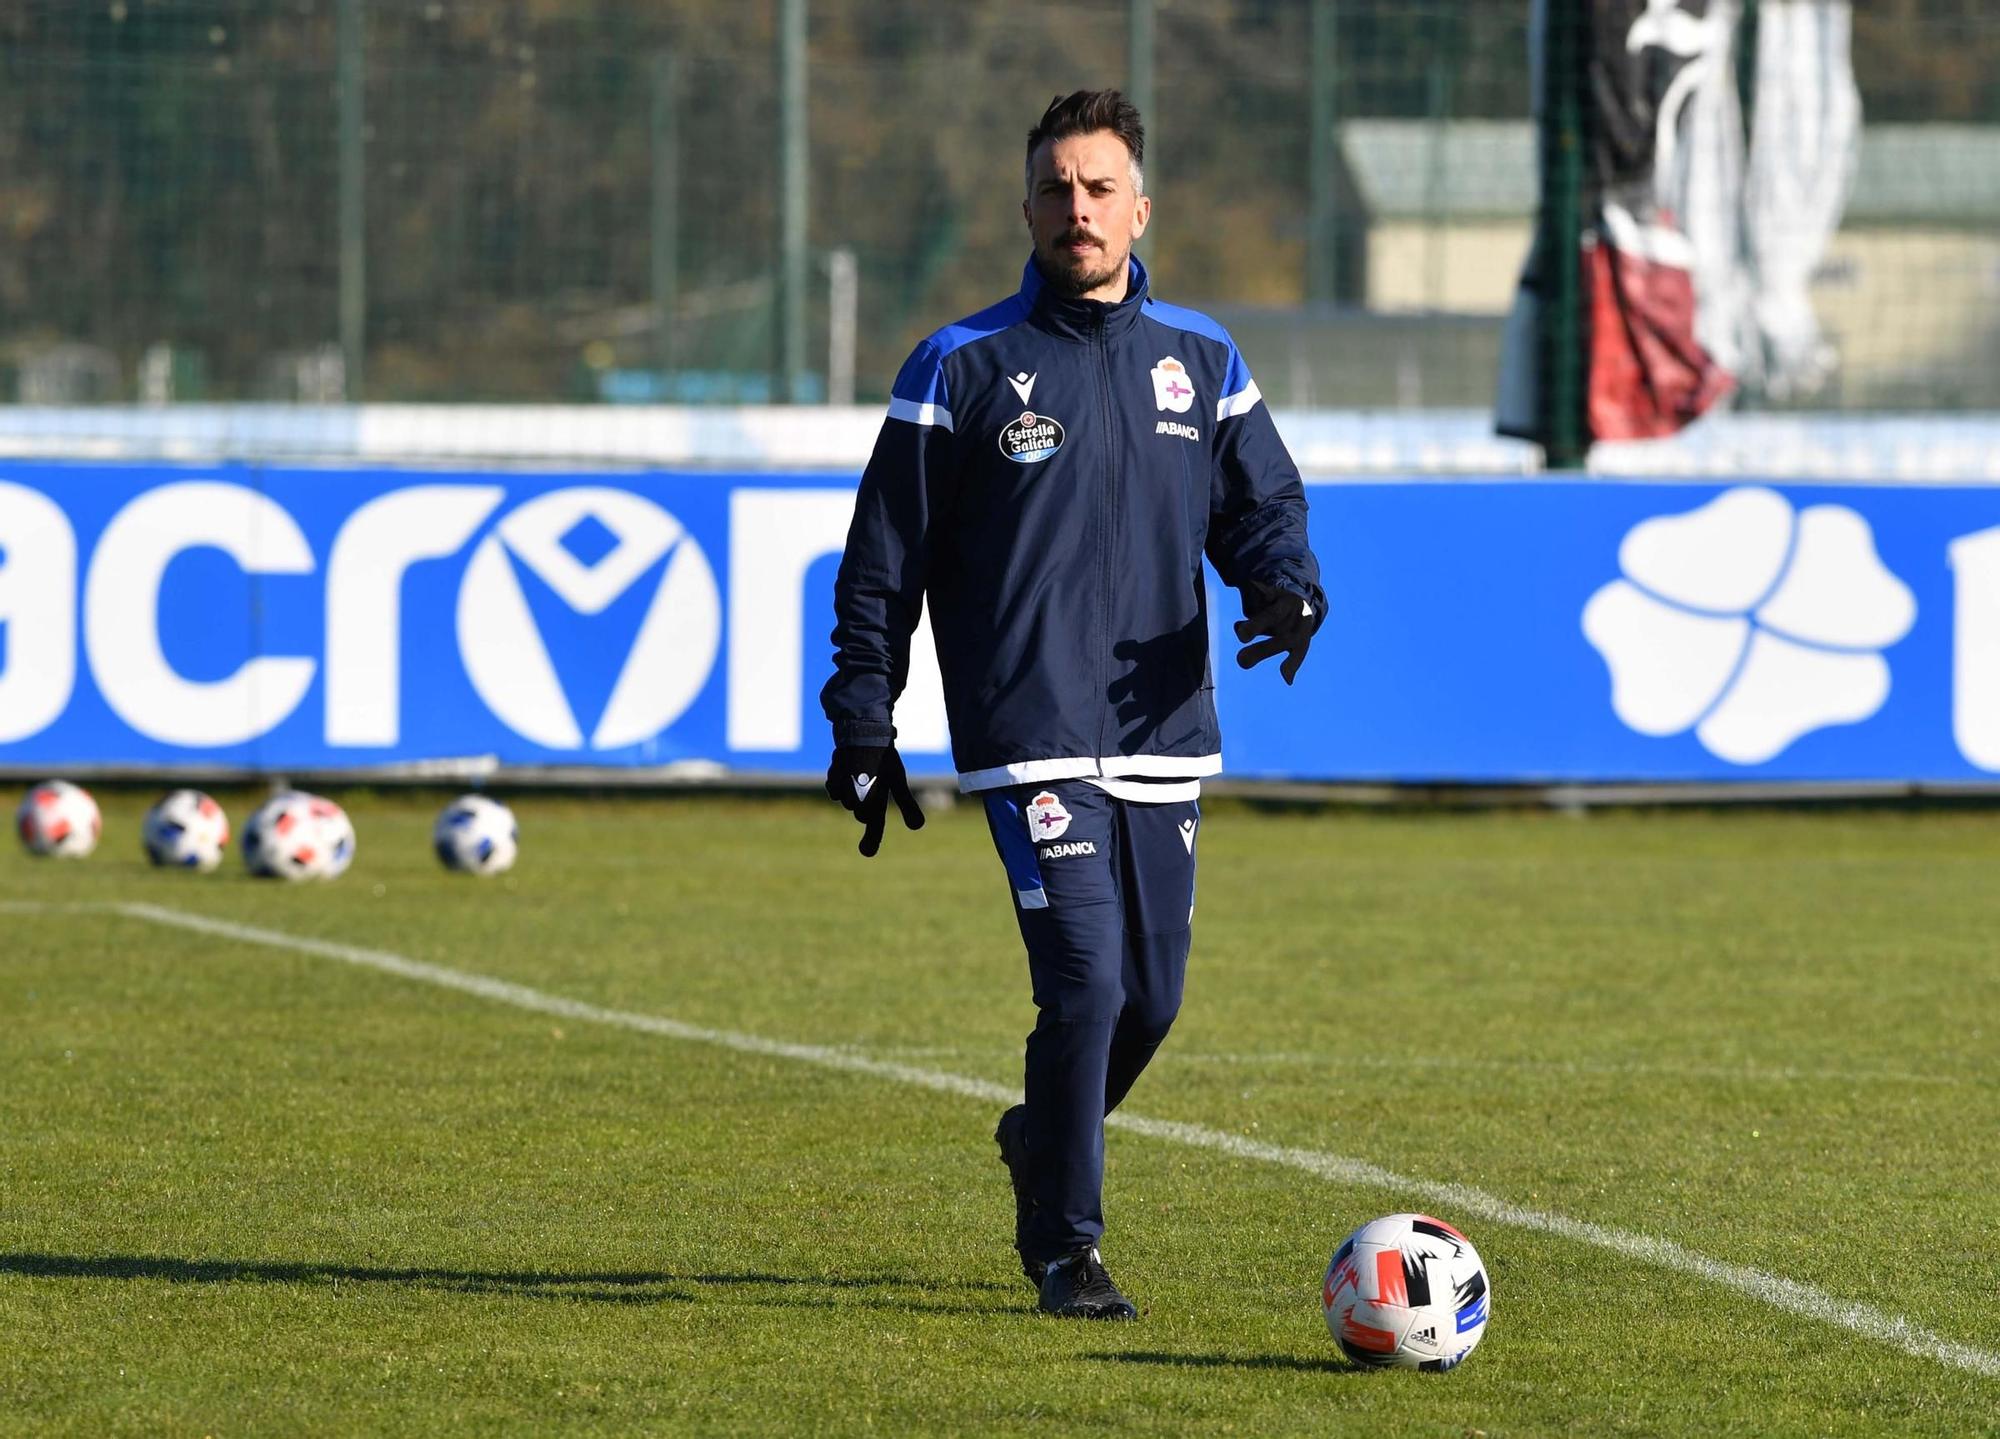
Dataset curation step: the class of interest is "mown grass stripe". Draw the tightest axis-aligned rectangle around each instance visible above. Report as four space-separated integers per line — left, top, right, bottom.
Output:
856 1043 1983 1090
86 900 2000 1382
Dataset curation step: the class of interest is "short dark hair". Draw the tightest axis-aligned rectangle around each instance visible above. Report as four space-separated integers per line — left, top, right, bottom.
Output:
1025 89 1146 192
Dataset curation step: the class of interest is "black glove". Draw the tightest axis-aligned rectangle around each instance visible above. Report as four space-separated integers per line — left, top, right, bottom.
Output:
1233 582 1318 685
825 743 926 857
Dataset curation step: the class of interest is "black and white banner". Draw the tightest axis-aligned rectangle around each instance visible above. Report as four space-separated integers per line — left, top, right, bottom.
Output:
1500 0 1859 451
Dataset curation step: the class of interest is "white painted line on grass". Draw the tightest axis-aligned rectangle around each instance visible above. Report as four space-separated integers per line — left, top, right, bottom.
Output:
108 902 1016 1108
52 901 2000 1381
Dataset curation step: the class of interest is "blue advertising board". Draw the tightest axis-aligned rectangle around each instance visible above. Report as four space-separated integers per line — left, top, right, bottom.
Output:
5 460 2000 783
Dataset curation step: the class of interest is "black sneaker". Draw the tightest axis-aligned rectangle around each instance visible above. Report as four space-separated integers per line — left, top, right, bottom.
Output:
1037 1247 1138 1320
993 1105 1044 1287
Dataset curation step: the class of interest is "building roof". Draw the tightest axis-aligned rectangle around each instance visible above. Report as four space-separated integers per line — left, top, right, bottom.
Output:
1338 120 2000 225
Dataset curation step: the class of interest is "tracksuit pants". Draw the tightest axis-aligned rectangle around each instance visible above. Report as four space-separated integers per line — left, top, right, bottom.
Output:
982 781 1199 1264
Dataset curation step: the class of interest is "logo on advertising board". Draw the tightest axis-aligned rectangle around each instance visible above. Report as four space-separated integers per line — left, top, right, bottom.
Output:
0 468 969 772
0 476 725 757
1582 486 1916 764
999 411 1065 464
457 487 720 750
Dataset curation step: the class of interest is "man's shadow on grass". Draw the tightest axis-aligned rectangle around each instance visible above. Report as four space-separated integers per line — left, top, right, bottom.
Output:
0 1251 1019 1316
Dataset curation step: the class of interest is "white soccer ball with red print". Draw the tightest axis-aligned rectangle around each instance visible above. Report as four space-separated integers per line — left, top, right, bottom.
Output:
242 792 355 881
1321 1213 1490 1371
16 779 101 858
142 789 231 871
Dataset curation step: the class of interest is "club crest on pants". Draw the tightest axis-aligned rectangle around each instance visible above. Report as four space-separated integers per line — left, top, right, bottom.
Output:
1026 790 1072 841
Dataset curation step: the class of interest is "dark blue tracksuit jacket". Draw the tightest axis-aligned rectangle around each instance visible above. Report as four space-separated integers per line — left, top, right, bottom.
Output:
822 253 1323 792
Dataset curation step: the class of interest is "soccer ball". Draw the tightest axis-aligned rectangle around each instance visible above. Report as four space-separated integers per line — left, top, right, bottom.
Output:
141 789 231 871
242 792 355 881
16 779 101 858
432 794 518 875
1322 1213 1490 1371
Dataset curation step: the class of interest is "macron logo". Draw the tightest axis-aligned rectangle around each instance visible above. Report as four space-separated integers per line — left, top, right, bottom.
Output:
1007 371 1037 405
1583 487 1915 764
851 773 876 803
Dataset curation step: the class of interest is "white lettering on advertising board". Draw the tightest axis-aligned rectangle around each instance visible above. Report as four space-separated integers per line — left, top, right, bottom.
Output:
0 478 952 759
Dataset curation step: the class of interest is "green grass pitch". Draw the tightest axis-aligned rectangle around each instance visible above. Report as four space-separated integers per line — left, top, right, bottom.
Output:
2 787 1997 1435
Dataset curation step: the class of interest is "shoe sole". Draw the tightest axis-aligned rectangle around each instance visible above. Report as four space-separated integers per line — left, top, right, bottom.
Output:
1040 1303 1139 1321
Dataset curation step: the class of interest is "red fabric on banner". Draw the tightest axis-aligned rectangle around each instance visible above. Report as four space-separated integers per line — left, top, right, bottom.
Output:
1585 233 1734 441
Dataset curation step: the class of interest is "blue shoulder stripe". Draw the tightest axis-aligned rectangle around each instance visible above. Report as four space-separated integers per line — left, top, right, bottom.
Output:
930 290 1035 362
887 285 1035 430
887 342 950 425
1144 298 1254 415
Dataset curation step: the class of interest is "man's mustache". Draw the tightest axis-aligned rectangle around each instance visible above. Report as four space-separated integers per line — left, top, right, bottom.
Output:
1055 230 1104 249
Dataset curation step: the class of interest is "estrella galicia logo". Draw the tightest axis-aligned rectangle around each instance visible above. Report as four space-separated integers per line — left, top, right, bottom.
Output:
1582 486 1915 764
999 410 1065 464
456 487 721 750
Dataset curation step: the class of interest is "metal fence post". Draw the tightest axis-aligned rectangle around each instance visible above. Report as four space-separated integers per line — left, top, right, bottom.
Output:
337 0 366 402
1128 0 1154 196
1542 0 1588 468
777 0 808 403
1307 0 1340 305
827 247 857 407
651 52 680 385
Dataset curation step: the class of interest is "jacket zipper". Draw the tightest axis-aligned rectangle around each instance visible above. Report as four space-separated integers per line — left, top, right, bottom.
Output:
1091 307 1116 766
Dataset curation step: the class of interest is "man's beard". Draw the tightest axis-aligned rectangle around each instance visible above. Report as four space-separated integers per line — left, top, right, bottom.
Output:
1038 236 1129 298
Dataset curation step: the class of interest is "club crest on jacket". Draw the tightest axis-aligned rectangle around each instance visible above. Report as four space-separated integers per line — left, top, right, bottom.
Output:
1151 356 1196 413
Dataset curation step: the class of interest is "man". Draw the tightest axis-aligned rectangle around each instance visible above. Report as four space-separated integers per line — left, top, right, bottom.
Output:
821 90 1323 1319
